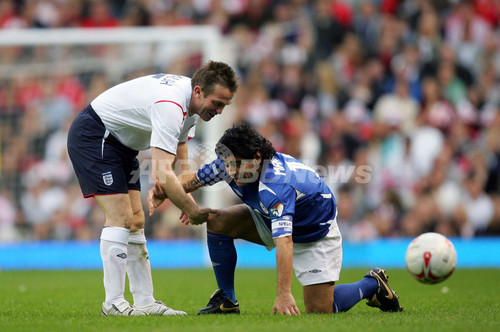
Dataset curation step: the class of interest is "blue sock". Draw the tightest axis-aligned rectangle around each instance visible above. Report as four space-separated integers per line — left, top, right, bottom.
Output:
207 232 237 303
333 276 378 313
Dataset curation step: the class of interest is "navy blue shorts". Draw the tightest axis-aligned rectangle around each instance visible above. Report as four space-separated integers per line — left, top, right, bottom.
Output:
67 105 141 198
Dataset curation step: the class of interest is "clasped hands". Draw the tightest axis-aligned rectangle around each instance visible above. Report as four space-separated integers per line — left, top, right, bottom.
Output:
147 179 218 225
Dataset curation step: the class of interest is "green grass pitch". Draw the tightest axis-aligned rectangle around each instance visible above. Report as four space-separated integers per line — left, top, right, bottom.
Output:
0 268 499 332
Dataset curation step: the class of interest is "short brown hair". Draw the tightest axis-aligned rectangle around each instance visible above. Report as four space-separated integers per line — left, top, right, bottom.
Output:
191 60 238 95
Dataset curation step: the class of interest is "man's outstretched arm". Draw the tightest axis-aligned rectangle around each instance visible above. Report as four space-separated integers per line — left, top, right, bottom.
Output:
272 235 300 315
148 147 213 224
178 172 205 193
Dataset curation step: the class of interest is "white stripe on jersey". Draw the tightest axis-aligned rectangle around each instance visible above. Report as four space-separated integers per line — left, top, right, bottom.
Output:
295 189 306 200
259 182 277 195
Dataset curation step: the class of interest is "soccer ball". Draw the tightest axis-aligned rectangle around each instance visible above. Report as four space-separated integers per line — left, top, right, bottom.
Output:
405 232 457 284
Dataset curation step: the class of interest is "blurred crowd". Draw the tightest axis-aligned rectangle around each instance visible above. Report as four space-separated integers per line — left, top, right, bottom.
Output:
1 0 500 242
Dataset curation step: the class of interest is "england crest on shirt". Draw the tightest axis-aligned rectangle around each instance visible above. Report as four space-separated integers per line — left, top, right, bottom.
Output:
102 171 113 186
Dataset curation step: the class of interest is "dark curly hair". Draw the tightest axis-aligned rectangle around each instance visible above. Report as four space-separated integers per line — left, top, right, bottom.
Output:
215 123 276 160
191 60 239 95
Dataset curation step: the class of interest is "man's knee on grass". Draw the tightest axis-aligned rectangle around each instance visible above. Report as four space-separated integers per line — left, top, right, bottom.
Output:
304 283 334 314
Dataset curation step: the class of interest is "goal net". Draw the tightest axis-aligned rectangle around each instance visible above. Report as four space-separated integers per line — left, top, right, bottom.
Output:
0 26 236 241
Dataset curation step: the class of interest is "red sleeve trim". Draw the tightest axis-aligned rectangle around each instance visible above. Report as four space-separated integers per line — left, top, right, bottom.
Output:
155 100 187 118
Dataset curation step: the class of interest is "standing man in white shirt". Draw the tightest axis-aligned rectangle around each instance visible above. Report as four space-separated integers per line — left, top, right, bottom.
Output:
67 61 238 316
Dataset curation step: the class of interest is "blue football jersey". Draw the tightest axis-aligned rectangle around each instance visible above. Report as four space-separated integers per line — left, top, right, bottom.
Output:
197 153 337 243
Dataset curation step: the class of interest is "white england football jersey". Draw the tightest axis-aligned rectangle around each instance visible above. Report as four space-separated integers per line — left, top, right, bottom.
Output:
91 74 198 153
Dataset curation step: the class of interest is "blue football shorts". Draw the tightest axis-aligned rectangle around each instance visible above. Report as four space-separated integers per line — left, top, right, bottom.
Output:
67 105 141 198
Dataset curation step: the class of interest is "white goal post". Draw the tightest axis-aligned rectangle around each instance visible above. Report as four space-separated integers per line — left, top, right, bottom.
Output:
0 26 237 209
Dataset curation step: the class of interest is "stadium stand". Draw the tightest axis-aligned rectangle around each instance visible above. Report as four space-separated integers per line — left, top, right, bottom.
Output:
1 0 500 242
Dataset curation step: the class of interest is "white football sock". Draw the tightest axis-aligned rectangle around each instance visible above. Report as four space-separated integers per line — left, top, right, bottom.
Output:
100 226 130 305
127 229 155 307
